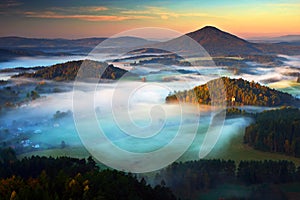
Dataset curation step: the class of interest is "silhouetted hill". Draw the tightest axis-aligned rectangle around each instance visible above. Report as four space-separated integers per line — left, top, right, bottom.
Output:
186 26 262 56
0 48 69 62
14 60 133 81
186 26 300 56
128 26 300 57
0 36 157 61
0 36 155 49
2 27 300 59
249 35 300 43
253 42 300 55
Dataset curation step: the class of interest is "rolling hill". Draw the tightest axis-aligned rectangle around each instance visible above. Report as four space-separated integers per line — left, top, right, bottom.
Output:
1 26 300 60
14 60 134 81
187 26 300 56
186 26 262 56
166 77 300 107
129 26 300 57
0 36 154 49
0 48 70 62
0 36 156 61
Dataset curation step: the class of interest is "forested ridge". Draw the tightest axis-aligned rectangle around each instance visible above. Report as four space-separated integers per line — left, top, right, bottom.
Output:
166 77 299 107
244 107 300 157
14 60 131 81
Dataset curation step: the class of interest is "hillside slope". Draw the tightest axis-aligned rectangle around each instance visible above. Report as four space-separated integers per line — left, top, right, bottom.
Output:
14 60 132 81
166 77 299 107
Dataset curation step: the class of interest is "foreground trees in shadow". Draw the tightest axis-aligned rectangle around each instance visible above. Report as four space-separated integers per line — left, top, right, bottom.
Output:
1 148 300 200
0 148 175 200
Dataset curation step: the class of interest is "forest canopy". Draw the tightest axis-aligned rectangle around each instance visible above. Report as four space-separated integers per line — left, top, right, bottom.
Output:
244 107 300 157
1 148 300 200
14 60 133 81
166 77 299 107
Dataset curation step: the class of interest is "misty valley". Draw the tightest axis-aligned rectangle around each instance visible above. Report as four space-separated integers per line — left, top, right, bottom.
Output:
1 26 300 199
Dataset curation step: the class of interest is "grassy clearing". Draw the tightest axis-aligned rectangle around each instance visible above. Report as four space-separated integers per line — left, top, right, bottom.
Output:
268 80 300 89
17 146 90 159
205 130 300 167
18 128 300 167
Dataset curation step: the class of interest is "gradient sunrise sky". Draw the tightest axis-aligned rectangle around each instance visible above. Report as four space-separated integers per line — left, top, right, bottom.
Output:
0 0 299 39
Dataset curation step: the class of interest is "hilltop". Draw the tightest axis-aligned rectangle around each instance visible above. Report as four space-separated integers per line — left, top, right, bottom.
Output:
166 77 299 107
186 26 300 56
129 26 300 57
186 26 261 56
14 60 133 81
1 26 300 60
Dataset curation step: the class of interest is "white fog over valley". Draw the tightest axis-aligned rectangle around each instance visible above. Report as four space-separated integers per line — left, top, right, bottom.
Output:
0 40 300 169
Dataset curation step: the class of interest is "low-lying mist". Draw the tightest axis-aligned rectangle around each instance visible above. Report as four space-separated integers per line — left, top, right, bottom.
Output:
0 54 299 167
0 78 256 165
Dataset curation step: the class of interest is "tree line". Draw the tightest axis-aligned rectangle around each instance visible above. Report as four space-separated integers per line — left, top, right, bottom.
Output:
0 148 175 200
152 159 300 199
1 148 300 200
244 107 300 157
14 60 131 81
166 77 299 107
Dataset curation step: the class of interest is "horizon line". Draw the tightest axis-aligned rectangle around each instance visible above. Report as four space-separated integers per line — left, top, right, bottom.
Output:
0 25 299 40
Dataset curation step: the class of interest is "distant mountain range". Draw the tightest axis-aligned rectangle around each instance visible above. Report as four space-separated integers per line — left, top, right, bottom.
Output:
180 26 300 56
0 36 154 49
248 35 300 43
0 36 156 62
0 26 300 61
128 26 300 56
0 48 70 62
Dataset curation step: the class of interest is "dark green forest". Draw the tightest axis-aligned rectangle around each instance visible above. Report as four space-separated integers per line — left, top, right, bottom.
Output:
1 148 300 200
0 84 41 110
156 159 300 199
0 148 175 200
244 107 300 157
166 77 299 107
14 60 131 81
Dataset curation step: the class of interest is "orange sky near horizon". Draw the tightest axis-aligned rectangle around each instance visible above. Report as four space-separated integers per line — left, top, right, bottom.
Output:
0 0 299 39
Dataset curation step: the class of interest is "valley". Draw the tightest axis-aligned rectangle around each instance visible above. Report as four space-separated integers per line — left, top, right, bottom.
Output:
0 26 299 200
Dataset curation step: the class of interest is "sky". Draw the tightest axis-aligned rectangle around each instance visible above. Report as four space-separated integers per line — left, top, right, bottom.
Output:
0 0 299 39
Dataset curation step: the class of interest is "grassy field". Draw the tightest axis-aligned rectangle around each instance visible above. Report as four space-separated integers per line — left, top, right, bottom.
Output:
205 129 300 167
18 128 300 167
17 146 90 159
268 80 300 97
